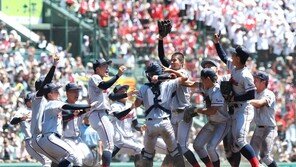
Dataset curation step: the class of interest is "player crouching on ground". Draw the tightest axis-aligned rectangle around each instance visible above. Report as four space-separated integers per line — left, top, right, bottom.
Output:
133 62 187 167
62 82 98 167
249 71 278 167
37 83 95 167
108 84 143 166
184 68 230 167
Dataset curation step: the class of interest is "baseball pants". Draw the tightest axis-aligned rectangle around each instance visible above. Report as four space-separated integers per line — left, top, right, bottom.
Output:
250 126 277 165
193 121 229 162
114 130 143 155
25 138 51 167
30 135 52 166
37 133 82 166
232 103 254 153
64 137 95 166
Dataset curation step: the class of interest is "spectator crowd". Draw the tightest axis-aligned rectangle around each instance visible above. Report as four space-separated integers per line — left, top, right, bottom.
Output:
0 0 295 164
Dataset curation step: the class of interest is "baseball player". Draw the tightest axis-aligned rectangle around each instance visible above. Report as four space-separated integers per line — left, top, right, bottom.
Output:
37 82 94 167
62 82 98 167
201 58 240 167
108 84 142 166
10 93 48 166
249 71 278 167
185 68 230 167
133 62 187 167
214 34 259 167
30 56 60 167
158 20 200 167
88 58 126 167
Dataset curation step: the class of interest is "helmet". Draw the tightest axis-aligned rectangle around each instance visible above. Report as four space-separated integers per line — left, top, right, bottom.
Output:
145 62 163 81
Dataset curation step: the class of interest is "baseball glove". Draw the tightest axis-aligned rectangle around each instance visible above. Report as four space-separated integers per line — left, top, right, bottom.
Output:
183 105 199 123
220 81 233 102
158 20 172 38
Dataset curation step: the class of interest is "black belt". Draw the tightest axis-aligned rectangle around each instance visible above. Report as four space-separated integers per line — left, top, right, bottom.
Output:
147 117 169 121
258 126 275 129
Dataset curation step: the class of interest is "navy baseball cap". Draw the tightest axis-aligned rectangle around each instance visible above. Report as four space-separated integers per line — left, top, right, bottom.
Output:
92 58 112 70
145 62 163 76
201 58 219 68
24 92 33 103
253 71 269 82
44 83 62 94
200 68 217 81
113 84 129 94
65 83 82 91
229 46 250 62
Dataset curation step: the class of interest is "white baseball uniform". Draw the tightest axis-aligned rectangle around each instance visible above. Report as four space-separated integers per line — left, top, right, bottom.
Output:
11 107 49 166
137 79 179 159
110 102 143 155
227 60 256 153
250 89 277 165
37 100 82 166
63 112 96 167
88 74 114 153
170 69 193 154
193 84 230 162
30 93 51 167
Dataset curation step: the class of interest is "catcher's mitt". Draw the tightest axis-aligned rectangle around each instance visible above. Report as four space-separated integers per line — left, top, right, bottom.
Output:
183 106 199 123
220 81 233 102
158 20 172 38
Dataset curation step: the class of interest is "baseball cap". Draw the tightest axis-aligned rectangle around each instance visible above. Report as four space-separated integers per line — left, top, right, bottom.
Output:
253 71 269 82
200 68 217 81
24 92 33 103
229 46 250 63
44 83 62 94
113 84 129 94
145 62 163 76
201 58 219 68
65 83 82 91
92 58 112 70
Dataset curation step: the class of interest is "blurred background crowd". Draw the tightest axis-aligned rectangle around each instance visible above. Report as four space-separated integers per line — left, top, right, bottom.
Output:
0 0 295 164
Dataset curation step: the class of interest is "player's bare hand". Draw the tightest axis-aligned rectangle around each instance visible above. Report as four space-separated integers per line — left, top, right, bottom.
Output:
117 65 127 76
73 110 80 116
127 90 138 97
140 124 147 132
53 54 59 66
151 75 159 83
170 73 177 79
213 31 221 44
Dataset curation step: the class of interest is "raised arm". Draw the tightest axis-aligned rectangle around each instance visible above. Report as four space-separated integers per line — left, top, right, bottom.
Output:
158 39 170 67
213 33 228 64
36 56 59 97
98 66 126 90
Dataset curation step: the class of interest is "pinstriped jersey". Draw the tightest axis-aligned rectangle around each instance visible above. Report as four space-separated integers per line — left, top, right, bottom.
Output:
171 69 191 110
31 93 47 136
205 84 229 122
42 100 65 135
227 60 256 96
254 89 276 127
88 74 111 111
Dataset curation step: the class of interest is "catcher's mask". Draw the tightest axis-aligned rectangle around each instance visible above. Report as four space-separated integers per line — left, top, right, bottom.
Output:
145 62 164 83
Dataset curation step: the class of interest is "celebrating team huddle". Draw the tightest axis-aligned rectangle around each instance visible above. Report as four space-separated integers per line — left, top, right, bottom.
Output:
10 21 278 167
